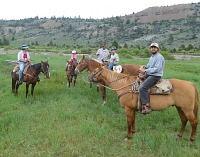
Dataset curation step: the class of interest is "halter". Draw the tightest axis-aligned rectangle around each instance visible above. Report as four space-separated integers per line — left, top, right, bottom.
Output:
41 62 49 75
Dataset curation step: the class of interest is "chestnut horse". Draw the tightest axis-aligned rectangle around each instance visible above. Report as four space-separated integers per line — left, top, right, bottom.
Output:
65 60 77 87
88 67 199 141
75 55 139 104
11 61 50 98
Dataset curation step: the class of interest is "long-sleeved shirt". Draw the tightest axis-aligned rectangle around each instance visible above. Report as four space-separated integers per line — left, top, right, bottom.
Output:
96 48 110 61
18 51 30 62
110 53 119 64
145 52 165 76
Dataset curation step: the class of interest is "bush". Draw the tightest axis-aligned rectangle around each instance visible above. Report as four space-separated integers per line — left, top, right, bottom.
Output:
161 51 175 60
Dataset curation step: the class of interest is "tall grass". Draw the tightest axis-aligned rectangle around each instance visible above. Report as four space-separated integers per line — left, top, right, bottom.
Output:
0 53 200 156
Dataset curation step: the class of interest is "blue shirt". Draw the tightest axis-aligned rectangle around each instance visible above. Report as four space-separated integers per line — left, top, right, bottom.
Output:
145 52 165 76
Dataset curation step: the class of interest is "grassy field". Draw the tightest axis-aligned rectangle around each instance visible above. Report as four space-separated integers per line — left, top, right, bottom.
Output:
0 53 200 157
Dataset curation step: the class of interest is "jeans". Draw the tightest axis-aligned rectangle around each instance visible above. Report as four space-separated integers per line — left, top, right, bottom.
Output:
108 63 116 70
19 62 25 80
139 75 161 105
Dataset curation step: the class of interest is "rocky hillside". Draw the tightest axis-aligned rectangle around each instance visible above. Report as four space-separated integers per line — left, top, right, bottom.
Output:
123 4 197 23
0 2 200 49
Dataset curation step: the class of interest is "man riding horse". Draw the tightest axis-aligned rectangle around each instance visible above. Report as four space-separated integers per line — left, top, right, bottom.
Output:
139 42 165 114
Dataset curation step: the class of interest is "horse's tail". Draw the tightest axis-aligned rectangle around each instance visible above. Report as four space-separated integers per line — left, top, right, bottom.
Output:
193 84 199 120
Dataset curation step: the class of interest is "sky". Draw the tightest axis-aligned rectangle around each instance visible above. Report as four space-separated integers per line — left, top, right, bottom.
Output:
0 0 199 20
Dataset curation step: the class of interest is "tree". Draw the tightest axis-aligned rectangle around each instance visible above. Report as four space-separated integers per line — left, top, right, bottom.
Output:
3 37 9 46
186 44 193 51
179 44 185 51
111 41 119 48
126 19 131 25
123 43 128 48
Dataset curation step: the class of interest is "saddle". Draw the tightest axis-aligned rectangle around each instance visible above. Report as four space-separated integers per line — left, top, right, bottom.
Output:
13 64 30 75
133 74 173 113
13 64 32 82
133 74 173 95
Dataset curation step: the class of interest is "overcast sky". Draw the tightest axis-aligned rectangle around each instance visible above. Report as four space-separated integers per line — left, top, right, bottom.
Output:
0 0 199 20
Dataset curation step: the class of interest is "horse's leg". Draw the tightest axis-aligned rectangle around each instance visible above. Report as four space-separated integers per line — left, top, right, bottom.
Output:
124 107 134 140
15 82 21 94
179 108 198 141
175 107 188 139
12 78 16 93
185 111 198 141
67 75 70 87
132 110 136 133
99 85 106 105
26 83 30 98
73 75 77 87
31 83 36 96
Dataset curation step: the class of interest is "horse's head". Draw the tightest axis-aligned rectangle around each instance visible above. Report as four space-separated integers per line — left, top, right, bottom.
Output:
88 67 103 83
41 61 50 78
66 60 76 75
75 55 88 74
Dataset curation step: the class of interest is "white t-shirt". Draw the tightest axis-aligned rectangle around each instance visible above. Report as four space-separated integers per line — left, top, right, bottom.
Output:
96 48 110 62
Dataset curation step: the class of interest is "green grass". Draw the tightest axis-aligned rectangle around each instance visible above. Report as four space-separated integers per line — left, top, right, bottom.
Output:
0 53 200 156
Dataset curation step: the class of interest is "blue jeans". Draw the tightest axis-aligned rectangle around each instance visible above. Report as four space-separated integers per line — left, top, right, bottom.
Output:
19 62 25 80
108 63 116 70
139 75 161 105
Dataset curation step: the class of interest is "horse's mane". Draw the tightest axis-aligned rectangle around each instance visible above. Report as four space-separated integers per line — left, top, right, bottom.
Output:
86 58 102 64
31 63 41 69
103 68 137 84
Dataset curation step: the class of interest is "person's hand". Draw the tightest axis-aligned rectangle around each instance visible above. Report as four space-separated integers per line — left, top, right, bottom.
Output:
139 66 146 73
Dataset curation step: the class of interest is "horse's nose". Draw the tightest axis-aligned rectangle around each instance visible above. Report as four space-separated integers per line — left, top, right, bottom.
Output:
75 69 79 75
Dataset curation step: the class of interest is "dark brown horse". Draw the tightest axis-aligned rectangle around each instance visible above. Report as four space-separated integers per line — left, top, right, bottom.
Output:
88 67 199 141
65 60 77 87
75 55 139 104
11 61 50 98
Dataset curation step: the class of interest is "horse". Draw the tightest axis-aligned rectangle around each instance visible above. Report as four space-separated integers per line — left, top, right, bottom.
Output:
75 55 140 104
88 67 199 141
11 61 50 98
65 60 77 87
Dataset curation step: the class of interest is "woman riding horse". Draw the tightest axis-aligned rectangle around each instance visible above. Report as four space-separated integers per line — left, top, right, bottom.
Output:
12 61 50 98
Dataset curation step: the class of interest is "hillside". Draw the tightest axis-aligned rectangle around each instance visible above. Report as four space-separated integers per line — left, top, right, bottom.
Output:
0 2 200 50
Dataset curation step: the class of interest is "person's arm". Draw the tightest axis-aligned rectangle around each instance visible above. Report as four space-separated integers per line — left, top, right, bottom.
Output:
18 52 26 62
145 57 164 74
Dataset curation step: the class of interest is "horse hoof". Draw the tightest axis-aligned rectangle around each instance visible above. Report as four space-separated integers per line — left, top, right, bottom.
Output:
124 136 131 141
102 101 106 105
176 135 182 141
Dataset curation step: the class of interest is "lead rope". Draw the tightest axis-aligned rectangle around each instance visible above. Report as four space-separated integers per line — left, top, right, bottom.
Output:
80 73 132 91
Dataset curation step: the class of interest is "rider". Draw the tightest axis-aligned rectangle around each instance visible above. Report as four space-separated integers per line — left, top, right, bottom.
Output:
139 42 165 114
108 46 119 70
96 43 110 63
66 50 78 68
18 45 31 84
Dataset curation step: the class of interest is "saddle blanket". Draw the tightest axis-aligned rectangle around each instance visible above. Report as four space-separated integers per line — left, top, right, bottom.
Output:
133 78 173 95
113 65 122 73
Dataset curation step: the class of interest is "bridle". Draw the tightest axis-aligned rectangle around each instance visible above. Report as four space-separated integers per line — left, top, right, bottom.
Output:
89 68 103 82
41 62 49 76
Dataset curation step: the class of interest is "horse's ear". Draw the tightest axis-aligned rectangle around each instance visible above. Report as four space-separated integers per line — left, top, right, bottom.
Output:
83 55 85 59
41 61 43 63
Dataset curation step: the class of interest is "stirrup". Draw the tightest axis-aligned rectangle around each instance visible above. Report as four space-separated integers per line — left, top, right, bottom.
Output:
140 106 152 114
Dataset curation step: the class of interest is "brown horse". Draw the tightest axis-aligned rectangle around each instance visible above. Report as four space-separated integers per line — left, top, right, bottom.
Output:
88 67 199 141
75 55 140 104
11 61 50 98
65 60 77 87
